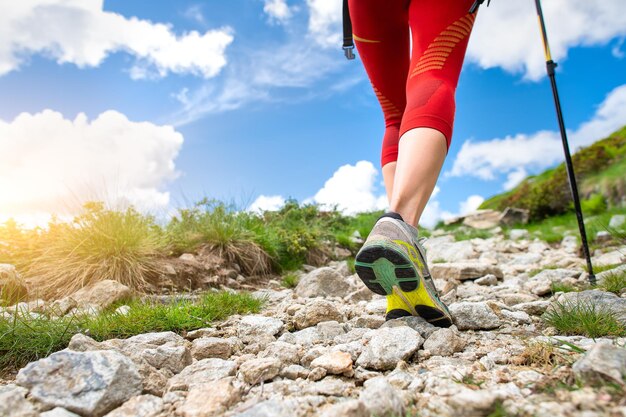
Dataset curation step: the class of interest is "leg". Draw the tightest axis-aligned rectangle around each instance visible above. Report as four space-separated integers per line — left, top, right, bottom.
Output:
390 0 477 226
347 0 410 200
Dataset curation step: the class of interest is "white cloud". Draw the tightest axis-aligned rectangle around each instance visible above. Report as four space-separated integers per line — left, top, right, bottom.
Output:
0 110 183 226
306 0 342 48
263 0 294 24
420 189 484 229
449 84 626 182
308 161 387 215
248 195 286 213
459 195 485 215
0 0 233 78
468 0 626 80
503 168 527 191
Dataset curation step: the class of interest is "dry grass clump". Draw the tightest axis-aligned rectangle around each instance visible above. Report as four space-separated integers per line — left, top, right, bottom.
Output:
24 202 165 299
515 341 575 369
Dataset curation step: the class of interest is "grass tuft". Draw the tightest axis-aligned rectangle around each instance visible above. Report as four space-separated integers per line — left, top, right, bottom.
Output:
0 290 262 372
598 268 626 295
542 300 626 338
25 202 166 299
280 272 299 289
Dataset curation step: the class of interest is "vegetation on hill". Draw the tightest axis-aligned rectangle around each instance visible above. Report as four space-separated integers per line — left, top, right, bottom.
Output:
480 125 626 221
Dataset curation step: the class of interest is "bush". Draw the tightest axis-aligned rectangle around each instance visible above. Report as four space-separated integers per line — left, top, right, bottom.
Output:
581 193 607 215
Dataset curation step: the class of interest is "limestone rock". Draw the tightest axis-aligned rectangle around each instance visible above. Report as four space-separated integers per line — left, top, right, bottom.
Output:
258 341 302 364
178 378 242 417
499 208 529 226
359 377 404 417
295 266 353 298
167 358 237 391
462 210 501 229
609 214 625 228
573 343 626 386
356 327 423 371
475 274 498 286
0 385 38 417
239 357 281 384
16 350 142 417
103 395 163 417
319 399 370 417
70 279 132 310
380 315 437 339
524 268 582 296
237 315 284 337
430 262 503 281
423 236 478 262
423 328 466 356
293 299 343 330
232 399 292 417
191 337 234 360
310 351 353 374
40 408 81 417
449 302 501 330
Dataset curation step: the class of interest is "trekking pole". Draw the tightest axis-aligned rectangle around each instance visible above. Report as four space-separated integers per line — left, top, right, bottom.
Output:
534 0 596 285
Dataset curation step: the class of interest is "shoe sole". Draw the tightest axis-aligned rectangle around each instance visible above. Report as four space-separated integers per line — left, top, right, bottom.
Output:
355 241 452 327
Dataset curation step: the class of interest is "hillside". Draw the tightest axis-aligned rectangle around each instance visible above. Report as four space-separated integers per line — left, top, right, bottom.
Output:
480 125 626 221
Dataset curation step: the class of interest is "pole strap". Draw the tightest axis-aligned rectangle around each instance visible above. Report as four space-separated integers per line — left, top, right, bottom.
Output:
342 0 355 60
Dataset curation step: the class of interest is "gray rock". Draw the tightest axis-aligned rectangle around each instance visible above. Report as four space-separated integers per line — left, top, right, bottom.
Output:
512 300 550 315
304 377 353 396
608 214 625 229
380 315 437 339
258 341 302 364
597 265 626 289
524 268 582 296
293 299 343 330
317 320 347 340
277 327 322 346
279 364 310 379
423 237 478 262
356 327 423 371
499 207 529 226
423 328 466 356
167 358 237 391
462 210 501 229
430 262 503 281
191 337 234 360
232 399 292 417
239 357 281 384
294 266 352 298
70 279 132 310
573 343 626 386
359 377 404 417
0 385 38 417
509 229 529 240
319 400 370 417
561 235 579 253
237 315 284 337
475 274 498 286
16 350 142 417
449 302 501 330
103 395 163 417
552 290 626 325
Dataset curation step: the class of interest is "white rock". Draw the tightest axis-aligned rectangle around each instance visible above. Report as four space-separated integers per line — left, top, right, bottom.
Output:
70 279 132 310
475 274 498 286
310 351 353 374
430 262 503 281
319 399 370 417
192 337 234 360
509 229 529 240
178 378 242 417
41 408 81 417
293 299 343 330
0 385 38 417
608 214 625 229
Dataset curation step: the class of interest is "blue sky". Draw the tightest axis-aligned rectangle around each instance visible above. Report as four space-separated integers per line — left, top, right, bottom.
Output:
1 0 625 227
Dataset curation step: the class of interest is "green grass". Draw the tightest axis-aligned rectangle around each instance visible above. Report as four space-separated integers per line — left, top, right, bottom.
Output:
549 282 581 294
0 290 263 372
598 268 626 295
542 300 626 338
280 272 300 289
25 202 167 299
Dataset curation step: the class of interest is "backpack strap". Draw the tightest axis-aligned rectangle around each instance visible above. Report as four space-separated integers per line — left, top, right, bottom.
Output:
342 0 355 60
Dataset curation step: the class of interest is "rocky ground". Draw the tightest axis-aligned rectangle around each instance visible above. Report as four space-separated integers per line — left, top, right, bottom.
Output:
1 230 626 417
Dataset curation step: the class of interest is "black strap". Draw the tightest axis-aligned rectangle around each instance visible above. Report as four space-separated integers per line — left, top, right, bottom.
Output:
342 0 355 59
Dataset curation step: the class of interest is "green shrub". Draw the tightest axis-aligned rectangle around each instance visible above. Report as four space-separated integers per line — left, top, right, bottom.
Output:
581 193 607 215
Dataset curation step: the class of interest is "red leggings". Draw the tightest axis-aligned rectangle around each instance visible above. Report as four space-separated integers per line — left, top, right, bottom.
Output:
348 0 476 166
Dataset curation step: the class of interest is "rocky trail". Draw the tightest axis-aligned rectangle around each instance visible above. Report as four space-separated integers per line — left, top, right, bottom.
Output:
2 231 626 417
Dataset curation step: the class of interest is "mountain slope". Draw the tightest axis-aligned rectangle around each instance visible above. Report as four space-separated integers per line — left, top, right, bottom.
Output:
479 125 626 221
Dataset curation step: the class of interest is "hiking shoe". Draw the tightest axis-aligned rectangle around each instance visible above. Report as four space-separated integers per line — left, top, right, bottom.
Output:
354 211 453 327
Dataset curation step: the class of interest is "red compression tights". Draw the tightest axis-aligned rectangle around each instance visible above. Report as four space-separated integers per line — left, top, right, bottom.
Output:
348 0 477 166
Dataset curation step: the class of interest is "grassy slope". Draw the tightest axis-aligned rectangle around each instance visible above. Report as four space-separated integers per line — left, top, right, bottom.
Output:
479 125 626 221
